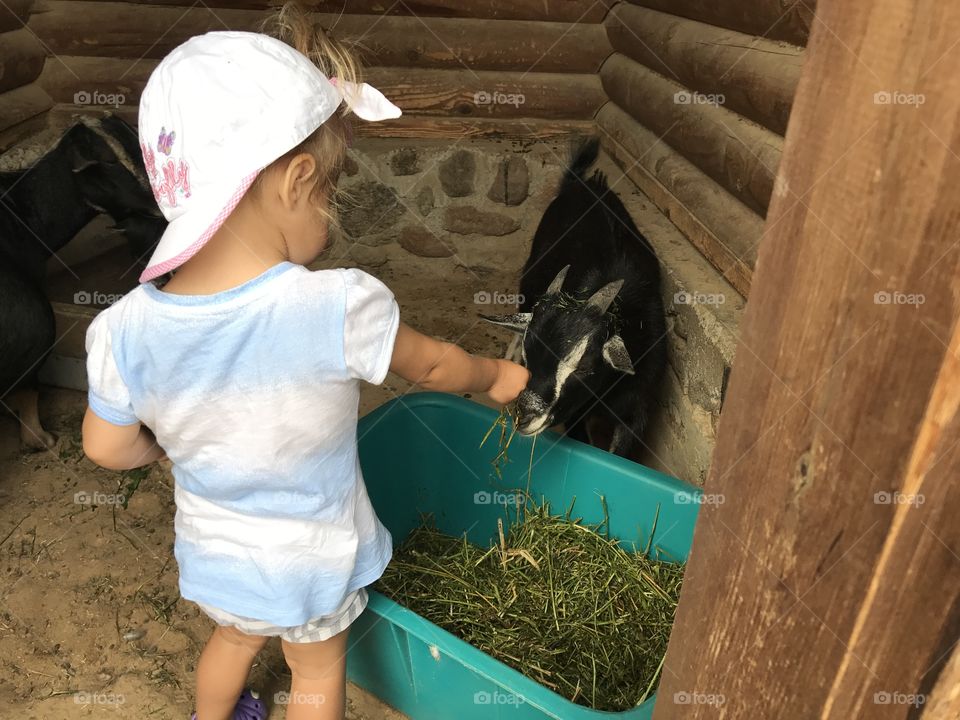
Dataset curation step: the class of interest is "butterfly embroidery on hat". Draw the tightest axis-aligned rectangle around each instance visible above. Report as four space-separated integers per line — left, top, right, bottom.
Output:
141 133 191 209
158 127 176 156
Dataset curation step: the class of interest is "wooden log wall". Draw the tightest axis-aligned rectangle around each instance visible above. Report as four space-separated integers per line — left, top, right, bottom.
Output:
653 0 960 715
28 0 613 140
19 0 812 298
0 1 53 150
598 1 813 297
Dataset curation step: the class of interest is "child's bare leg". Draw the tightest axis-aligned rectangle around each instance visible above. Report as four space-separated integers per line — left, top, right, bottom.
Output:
281 627 350 720
196 625 269 720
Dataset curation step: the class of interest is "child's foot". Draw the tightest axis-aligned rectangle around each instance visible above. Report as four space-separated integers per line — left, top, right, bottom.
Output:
192 689 267 720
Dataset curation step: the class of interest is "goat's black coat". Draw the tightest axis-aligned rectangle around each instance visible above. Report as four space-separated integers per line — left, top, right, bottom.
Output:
515 137 667 456
0 116 164 437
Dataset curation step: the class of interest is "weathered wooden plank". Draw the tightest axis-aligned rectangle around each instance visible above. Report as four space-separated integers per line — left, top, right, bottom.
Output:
600 52 782 216
29 1 609 72
49 103 595 140
0 82 52 135
597 101 757 297
40 58 605 120
0 0 32 34
0 109 47 154
653 0 960 717
606 4 803 136
62 0 614 23
0 28 46 93
626 0 816 47
921 645 960 719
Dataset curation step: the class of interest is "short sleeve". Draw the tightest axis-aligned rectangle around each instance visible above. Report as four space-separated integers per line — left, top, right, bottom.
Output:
85 313 138 426
342 268 400 384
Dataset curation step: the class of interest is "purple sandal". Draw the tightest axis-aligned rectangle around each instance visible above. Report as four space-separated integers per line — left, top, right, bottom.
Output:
191 689 266 720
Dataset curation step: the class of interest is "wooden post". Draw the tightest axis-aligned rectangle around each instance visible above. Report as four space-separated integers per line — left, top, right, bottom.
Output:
653 1 960 718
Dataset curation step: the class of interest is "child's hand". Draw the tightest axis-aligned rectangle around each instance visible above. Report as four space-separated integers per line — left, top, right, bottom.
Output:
488 359 529 405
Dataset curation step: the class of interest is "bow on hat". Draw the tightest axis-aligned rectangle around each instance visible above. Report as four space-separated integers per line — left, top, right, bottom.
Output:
328 76 401 123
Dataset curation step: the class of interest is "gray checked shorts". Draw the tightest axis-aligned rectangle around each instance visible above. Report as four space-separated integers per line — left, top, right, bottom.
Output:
195 587 368 643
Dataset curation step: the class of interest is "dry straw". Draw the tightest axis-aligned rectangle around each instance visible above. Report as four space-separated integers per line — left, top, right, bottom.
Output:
375 407 684 711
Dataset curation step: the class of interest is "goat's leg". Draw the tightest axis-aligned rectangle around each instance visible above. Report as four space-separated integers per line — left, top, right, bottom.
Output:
8 386 56 451
609 408 648 458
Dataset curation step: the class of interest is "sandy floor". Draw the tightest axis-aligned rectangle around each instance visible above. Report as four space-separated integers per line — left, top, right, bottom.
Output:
0 198 532 719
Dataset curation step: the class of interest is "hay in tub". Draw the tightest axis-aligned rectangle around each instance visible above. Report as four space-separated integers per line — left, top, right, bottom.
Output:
375 410 684 712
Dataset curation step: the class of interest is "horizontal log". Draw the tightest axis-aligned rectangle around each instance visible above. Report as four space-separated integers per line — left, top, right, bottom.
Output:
600 52 782 215
28 3 274 57
62 0 614 22
0 82 52 135
315 0 615 21
345 15 611 73
597 101 760 297
626 0 815 47
49 104 596 140
606 5 803 135
0 108 47 154
0 0 31 34
363 67 604 119
40 58 605 120
353 115 596 139
29 1 609 72
0 29 46 94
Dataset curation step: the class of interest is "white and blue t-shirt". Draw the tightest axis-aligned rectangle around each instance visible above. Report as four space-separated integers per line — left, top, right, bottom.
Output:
85 262 400 626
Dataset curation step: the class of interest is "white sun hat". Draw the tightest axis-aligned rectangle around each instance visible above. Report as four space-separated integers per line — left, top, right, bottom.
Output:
137 30 401 283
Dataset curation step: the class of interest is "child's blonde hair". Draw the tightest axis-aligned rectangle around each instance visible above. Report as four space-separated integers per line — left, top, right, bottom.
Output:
258 2 365 231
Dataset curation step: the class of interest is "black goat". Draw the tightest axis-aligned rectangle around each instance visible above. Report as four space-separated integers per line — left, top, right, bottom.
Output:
0 114 165 450
483 138 667 457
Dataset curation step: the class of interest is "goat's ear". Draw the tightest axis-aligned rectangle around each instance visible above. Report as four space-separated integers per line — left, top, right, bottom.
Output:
66 124 115 173
602 335 635 374
479 312 532 332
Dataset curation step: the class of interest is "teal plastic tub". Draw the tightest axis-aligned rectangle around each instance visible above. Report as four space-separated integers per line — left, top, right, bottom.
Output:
347 393 700 719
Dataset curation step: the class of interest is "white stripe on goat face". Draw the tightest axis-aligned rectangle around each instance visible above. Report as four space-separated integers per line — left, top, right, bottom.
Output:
523 334 591 434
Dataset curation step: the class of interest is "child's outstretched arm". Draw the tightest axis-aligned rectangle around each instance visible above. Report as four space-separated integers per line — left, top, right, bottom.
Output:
82 411 167 470
389 322 529 404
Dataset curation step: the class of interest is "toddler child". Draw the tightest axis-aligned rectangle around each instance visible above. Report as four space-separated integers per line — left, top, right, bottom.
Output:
81 7 529 719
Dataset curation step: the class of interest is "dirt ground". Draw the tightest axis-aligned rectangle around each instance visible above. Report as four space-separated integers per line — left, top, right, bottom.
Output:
0 234 527 718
